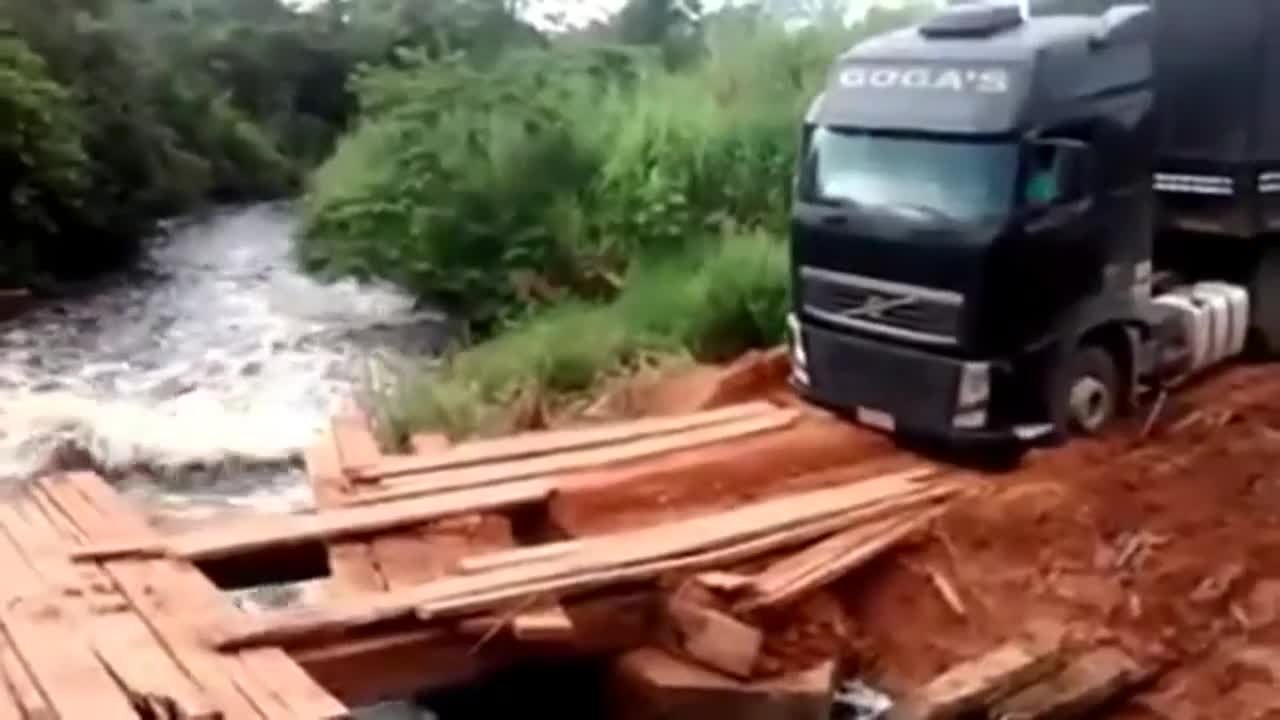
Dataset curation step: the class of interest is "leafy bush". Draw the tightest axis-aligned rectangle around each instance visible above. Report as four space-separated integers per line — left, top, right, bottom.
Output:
299 18 880 330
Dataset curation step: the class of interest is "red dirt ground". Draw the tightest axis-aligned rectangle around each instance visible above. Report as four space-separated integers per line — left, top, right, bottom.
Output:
572 356 1280 718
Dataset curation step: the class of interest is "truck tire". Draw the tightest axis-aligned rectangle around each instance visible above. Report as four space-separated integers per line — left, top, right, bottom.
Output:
1051 346 1119 436
1249 246 1280 356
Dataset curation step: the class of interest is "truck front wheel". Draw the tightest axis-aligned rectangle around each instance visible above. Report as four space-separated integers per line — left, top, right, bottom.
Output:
1051 346 1119 436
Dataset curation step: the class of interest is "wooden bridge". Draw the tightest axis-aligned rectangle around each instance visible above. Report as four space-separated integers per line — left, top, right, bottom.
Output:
0 400 966 719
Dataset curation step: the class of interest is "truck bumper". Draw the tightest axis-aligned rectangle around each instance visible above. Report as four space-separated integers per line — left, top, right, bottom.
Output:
787 314 1056 448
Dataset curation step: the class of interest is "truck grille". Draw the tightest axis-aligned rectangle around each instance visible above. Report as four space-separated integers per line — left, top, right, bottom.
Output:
799 266 963 346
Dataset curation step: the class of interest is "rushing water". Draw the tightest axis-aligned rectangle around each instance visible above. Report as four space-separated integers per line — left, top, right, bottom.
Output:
0 203 448 523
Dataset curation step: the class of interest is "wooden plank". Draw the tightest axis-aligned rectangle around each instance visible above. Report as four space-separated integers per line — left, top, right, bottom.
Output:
0 634 54 720
332 402 383 480
344 410 802 505
168 478 550 563
362 402 780 481
211 470 952 649
0 596 139 720
458 540 585 575
741 509 936 612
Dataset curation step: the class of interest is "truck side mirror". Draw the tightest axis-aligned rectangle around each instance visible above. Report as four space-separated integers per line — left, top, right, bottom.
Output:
1025 138 1093 211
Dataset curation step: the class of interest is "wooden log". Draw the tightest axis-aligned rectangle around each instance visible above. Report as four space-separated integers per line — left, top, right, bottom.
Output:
344 410 802 506
210 470 951 649
362 402 780 481
160 478 550 563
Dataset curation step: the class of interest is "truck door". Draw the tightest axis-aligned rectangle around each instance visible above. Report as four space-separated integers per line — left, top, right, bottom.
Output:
1015 138 1105 337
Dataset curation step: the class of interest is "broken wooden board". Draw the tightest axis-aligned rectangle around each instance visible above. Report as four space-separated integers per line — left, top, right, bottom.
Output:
360 402 781 481
210 468 951 649
990 647 1143 720
512 602 576 643
344 409 802 505
610 648 836 720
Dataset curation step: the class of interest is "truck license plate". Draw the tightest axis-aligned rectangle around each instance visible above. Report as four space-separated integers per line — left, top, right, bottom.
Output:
856 406 896 432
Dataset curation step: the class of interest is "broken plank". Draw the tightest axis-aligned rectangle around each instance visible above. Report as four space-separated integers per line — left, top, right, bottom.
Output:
362 402 780 482
990 647 1143 720
168 478 549 562
345 409 802 505
742 510 937 611
0 596 139 720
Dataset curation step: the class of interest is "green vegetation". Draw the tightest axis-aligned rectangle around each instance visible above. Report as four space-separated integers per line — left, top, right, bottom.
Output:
0 0 542 287
302 5 927 439
2 0 927 435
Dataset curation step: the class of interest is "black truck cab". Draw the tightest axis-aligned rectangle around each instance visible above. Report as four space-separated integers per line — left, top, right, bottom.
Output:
788 3 1157 445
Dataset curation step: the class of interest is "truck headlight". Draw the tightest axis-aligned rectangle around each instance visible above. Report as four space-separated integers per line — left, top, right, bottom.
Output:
957 361 991 409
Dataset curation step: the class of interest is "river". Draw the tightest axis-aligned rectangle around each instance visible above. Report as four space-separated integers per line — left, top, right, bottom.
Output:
0 203 448 524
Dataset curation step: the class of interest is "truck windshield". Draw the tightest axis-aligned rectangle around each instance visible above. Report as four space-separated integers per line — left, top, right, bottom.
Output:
805 128 1018 222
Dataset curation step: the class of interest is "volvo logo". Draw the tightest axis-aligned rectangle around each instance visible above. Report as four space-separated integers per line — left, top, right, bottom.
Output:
838 64 1011 94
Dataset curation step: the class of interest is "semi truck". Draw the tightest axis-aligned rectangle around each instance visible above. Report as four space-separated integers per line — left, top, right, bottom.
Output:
785 0 1280 449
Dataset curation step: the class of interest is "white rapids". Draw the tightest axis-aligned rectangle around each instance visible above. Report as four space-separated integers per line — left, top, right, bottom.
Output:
0 203 448 522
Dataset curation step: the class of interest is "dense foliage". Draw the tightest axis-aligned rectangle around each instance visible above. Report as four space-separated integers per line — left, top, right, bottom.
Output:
297 4 927 438
0 0 542 287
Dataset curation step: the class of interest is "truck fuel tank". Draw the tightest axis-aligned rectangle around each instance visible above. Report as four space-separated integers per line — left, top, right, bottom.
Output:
1151 282 1250 376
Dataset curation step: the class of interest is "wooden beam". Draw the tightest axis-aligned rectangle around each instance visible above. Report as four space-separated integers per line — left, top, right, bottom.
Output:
344 410 801 506
361 402 780 481
151 478 551 563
